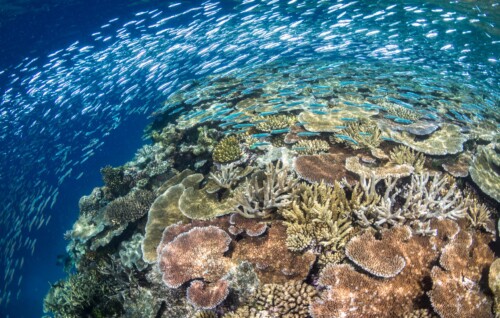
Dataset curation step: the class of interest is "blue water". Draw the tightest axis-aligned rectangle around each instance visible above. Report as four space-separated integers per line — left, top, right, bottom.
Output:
0 0 498 317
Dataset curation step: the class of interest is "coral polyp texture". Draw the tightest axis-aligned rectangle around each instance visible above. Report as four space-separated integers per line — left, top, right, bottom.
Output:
46 60 499 318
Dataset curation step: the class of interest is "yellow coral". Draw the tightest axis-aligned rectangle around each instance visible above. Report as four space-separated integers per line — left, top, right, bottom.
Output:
293 139 330 155
255 114 296 132
330 120 382 149
213 136 242 163
389 145 425 173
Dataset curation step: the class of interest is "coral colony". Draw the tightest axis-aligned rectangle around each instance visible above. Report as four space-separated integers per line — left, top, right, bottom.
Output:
44 61 499 318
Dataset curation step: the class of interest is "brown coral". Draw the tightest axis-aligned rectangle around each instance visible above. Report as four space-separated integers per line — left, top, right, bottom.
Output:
158 226 233 288
345 227 409 278
228 213 268 237
232 222 316 284
186 279 230 309
293 153 356 186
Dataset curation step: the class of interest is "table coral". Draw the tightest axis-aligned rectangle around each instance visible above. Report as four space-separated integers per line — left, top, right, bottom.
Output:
346 156 414 180
469 145 500 203
232 222 316 284
298 106 378 133
228 213 268 237
186 279 230 310
293 152 356 186
388 124 468 155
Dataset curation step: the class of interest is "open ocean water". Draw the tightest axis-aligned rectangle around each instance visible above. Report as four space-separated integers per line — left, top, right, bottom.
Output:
0 1 498 317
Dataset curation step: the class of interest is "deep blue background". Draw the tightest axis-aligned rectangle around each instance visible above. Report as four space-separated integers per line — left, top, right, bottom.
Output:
0 1 160 317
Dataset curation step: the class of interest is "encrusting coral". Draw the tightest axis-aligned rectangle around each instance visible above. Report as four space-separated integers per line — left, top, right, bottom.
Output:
213 135 243 164
279 182 353 264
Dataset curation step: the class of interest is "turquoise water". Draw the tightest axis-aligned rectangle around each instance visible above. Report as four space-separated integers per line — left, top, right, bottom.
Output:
0 1 498 317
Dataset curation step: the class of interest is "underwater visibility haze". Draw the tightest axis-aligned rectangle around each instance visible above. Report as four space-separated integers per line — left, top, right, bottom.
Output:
0 0 499 317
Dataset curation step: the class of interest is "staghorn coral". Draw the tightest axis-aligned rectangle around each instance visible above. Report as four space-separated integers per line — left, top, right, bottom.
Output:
469 144 500 203
206 164 253 193
345 226 410 278
293 152 356 186
279 182 353 264
158 226 233 309
464 196 495 234
389 145 426 174
351 172 467 231
232 160 297 219
292 139 330 155
213 135 243 164
331 120 382 149
104 189 155 226
255 114 297 132
387 124 468 156
232 222 316 284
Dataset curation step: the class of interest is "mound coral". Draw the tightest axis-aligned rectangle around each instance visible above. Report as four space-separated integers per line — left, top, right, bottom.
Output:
255 114 297 132
213 135 242 164
104 189 155 226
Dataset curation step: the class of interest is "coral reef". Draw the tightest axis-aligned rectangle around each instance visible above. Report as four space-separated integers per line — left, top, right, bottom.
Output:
442 151 472 178
228 213 268 237
298 106 378 133
213 136 242 164
119 233 148 271
469 144 500 202
100 165 132 197
383 102 422 120
346 155 414 180
206 164 253 193
489 258 500 317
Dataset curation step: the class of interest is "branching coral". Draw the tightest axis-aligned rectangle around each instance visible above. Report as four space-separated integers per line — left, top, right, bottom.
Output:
207 164 253 193
464 196 495 234
279 182 353 264
232 160 297 219
383 102 422 121
104 189 155 226
292 139 330 155
213 135 242 163
255 114 297 132
389 145 426 174
331 120 382 149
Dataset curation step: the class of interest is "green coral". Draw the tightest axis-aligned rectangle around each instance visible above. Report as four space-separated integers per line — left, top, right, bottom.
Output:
213 135 243 163
104 189 155 226
293 139 330 155
100 165 130 197
43 269 122 318
389 145 426 174
279 182 353 264
255 114 297 132
331 120 382 149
